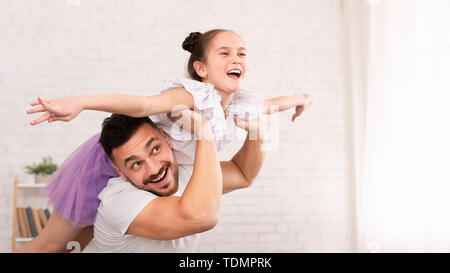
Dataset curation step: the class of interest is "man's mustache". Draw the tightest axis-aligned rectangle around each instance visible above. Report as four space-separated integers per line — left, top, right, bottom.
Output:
143 162 170 185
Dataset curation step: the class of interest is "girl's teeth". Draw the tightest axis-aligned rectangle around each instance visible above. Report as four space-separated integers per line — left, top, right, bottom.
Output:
228 70 240 74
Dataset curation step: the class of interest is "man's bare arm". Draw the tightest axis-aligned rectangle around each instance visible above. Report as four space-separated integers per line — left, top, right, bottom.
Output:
222 119 265 194
127 113 222 240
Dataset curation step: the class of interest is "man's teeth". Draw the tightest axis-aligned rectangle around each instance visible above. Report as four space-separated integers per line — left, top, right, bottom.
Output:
151 168 167 182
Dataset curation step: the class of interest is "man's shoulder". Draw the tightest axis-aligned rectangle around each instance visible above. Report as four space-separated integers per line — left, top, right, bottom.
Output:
98 177 158 209
98 176 135 201
95 177 158 236
173 164 193 195
178 164 193 181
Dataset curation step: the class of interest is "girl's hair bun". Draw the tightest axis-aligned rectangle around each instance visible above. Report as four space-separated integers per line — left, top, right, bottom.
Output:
182 32 202 53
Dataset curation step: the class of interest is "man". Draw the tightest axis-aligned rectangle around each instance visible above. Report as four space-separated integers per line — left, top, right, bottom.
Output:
93 110 265 252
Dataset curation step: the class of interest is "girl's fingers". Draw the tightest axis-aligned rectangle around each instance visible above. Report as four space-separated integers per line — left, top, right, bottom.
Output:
48 116 68 123
301 94 310 104
298 93 309 100
234 115 250 130
292 112 303 122
31 96 50 106
30 112 52 125
26 106 46 114
292 100 313 122
37 96 50 108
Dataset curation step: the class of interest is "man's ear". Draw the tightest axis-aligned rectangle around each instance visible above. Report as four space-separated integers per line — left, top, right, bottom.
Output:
111 162 128 182
193 60 207 80
160 128 173 149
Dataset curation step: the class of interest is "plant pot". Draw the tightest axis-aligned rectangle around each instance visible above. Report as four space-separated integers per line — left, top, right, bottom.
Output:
35 174 51 184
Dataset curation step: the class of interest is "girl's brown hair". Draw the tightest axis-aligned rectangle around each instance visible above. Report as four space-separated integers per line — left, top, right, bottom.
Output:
182 29 228 82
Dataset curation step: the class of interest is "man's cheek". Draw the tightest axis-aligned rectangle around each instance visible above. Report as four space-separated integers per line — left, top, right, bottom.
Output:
164 150 175 162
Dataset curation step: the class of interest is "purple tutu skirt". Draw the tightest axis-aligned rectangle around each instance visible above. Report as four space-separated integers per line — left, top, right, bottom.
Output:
43 133 118 228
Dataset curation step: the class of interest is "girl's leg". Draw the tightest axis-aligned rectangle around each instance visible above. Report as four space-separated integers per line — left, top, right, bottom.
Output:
16 212 93 253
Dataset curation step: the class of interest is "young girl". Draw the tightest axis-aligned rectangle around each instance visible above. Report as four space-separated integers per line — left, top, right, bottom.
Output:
20 29 312 252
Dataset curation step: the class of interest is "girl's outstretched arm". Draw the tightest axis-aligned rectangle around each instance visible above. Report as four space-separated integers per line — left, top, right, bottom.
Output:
27 88 195 125
263 93 313 122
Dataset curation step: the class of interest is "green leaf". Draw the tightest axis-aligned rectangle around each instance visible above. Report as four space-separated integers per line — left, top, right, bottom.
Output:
24 156 58 176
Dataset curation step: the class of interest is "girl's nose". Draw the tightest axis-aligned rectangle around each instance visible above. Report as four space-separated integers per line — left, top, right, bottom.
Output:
231 56 240 64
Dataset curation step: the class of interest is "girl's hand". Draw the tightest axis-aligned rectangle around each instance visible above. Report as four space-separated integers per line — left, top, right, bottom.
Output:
26 96 85 125
291 94 313 122
167 106 212 140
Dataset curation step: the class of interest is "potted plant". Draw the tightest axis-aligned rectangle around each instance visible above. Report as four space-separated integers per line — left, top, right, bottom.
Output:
25 156 58 184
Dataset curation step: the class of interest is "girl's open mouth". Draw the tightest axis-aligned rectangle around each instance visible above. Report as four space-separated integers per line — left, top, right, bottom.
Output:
227 69 241 79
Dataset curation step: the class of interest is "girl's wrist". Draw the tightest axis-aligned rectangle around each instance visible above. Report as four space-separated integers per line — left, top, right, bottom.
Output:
293 94 303 105
79 94 92 110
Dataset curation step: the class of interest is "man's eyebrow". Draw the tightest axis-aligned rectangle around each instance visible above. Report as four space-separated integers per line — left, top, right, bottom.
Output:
124 155 138 167
123 137 159 167
145 137 158 148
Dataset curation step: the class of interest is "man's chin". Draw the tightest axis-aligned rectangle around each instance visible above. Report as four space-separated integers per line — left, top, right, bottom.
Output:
155 185 178 197
145 179 178 197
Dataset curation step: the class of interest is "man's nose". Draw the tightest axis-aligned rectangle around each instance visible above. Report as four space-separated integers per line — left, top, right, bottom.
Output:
144 159 160 177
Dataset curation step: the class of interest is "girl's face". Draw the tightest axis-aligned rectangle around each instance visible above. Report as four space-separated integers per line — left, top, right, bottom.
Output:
195 31 247 94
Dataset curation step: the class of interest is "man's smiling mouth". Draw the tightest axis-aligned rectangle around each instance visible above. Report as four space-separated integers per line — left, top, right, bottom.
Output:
144 166 169 185
150 167 168 183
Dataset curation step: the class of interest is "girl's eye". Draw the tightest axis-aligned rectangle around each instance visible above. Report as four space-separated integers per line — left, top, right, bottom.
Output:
220 52 228 55
239 53 246 57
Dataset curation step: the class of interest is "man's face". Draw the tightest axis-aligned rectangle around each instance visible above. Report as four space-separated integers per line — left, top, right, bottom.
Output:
111 124 179 197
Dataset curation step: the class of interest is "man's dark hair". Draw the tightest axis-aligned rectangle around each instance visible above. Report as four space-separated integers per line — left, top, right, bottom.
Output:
99 114 158 161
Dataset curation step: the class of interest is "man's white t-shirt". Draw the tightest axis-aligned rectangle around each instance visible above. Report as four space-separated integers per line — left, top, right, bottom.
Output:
93 164 198 253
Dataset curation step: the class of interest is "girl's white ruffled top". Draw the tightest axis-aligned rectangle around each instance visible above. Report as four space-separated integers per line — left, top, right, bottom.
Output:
151 77 264 165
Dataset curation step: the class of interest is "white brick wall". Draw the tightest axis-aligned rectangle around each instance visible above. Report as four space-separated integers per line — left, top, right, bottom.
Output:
0 0 354 252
